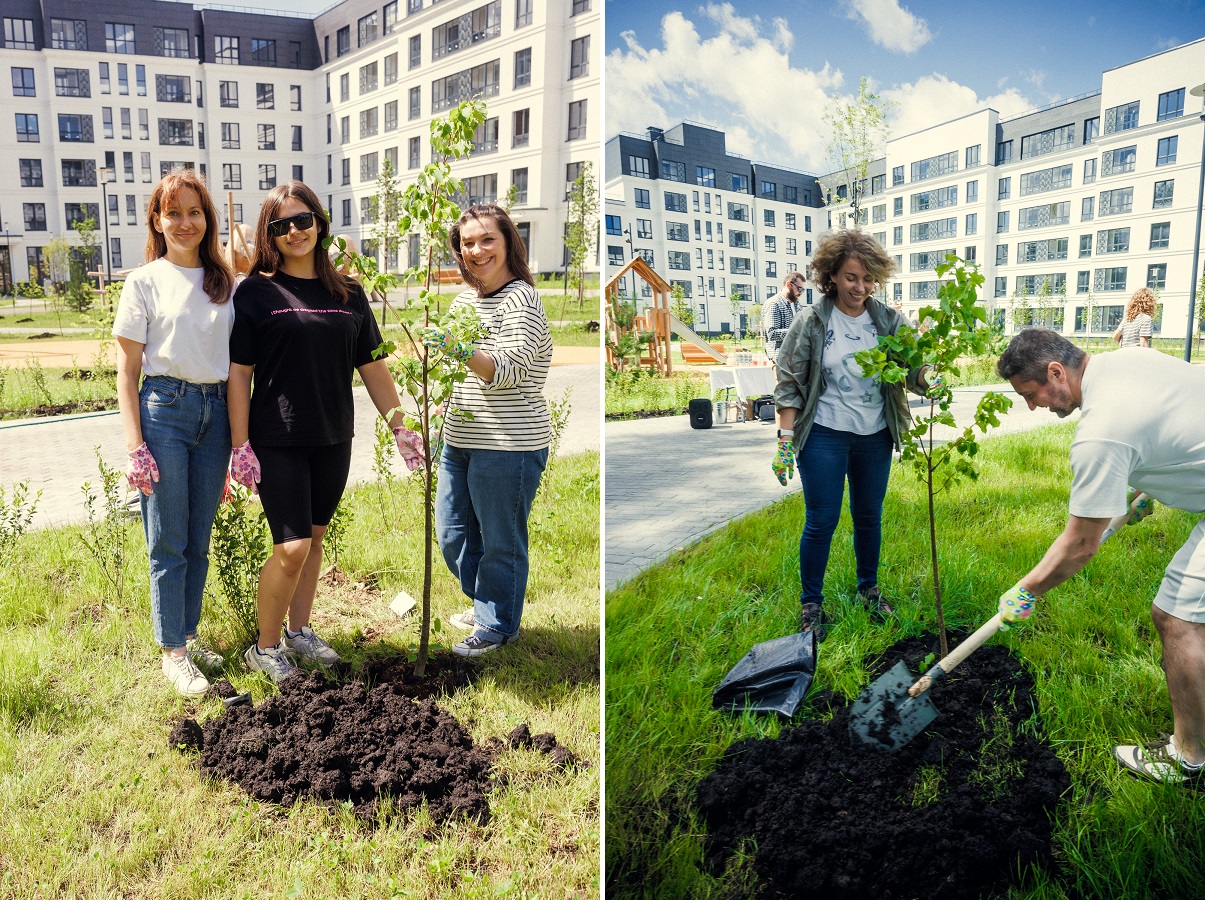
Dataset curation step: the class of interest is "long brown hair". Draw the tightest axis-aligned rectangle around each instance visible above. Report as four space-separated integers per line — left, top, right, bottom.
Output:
450 204 533 294
144 169 233 304
250 181 350 304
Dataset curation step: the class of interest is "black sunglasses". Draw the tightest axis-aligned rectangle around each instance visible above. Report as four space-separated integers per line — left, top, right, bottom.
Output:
267 211 316 237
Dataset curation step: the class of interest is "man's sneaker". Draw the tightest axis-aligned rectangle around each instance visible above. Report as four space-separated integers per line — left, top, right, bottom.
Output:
282 625 342 665
799 603 827 642
186 637 225 672
1114 738 1205 787
453 633 507 657
244 642 299 684
858 586 895 620
163 649 210 698
449 610 476 632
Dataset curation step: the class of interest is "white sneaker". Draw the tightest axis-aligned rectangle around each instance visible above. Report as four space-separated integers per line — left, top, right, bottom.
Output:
186 637 225 672
449 610 476 632
163 649 210 698
282 625 342 665
244 642 299 684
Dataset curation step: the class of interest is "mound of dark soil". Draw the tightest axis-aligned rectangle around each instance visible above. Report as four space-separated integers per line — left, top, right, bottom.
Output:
177 659 585 826
697 635 1070 900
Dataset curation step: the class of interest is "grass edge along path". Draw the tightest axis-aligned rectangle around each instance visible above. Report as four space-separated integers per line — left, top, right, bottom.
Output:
0 451 600 899
604 424 1205 900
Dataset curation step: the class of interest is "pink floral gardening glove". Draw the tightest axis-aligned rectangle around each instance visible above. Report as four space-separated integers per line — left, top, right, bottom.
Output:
393 426 426 472
127 442 160 496
230 441 261 494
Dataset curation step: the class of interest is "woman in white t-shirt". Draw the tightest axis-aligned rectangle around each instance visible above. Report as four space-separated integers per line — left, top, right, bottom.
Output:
1113 287 1155 348
112 170 243 698
771 230 937 641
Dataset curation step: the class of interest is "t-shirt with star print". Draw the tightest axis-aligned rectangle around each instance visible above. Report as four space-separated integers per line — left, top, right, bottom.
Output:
813 306 887 435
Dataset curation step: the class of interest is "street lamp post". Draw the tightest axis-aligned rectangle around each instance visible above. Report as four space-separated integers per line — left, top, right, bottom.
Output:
0 203 10 297
1183 82 1205 361
98 166 114 309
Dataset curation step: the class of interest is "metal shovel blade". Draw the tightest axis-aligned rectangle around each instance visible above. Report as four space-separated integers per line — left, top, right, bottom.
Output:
848 660 939 752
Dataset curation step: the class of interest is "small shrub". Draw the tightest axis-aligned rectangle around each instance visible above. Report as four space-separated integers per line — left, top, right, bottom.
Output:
79 448 130 602
0 480 41 558
210 484 271 646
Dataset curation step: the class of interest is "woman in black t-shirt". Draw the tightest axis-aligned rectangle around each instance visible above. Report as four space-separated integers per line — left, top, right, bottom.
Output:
227 181 418 683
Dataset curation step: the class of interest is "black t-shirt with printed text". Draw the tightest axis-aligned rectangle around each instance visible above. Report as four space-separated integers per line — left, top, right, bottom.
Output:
229 271 383 446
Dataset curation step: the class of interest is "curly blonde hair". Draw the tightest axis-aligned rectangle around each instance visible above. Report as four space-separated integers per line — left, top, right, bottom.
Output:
1125 287 1156 321
808 230 895 301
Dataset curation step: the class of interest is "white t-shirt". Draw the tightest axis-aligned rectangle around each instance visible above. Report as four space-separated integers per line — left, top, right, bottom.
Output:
112 257 234 384
814 307 886 435
1070 348 1205 516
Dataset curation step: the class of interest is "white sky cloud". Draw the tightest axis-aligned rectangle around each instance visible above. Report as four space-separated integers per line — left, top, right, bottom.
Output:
606 7 1036 172
845 0 932 53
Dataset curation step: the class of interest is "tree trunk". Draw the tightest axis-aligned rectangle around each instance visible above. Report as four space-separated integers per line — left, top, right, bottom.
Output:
927 410 948 659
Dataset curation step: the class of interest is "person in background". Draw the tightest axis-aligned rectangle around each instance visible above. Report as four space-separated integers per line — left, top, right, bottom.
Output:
112 170 242 698
763 271 805 363
227 181 420 683
995 328 1204 787
772 230 939 641
422 203 553 657
1113 287 1156 348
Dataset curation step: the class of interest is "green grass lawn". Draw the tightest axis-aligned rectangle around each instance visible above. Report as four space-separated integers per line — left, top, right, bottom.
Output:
605 424 1204 899
0 360 119 419
0 307 105 342
0 451 600 899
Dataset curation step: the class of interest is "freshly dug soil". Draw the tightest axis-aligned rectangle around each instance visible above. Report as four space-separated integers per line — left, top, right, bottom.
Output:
175 658 583 826
697 635 1070 899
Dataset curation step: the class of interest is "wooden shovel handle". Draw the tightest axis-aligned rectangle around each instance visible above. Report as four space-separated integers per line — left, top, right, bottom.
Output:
908 613 1003 697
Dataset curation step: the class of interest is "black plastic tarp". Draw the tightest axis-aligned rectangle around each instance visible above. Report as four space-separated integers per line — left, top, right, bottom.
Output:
712 630 816 718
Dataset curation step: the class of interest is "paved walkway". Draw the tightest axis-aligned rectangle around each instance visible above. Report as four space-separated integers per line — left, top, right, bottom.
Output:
0 358 599 530
604 386 1076 589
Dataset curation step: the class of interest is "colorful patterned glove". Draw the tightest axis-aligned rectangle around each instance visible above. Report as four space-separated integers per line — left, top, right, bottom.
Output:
126 442 160 496
998 584 1036 630
772 439 795 486
419 326 474 363
925 368 946 399
393 426 426 472
230 441 261 494
1127 489 1155 525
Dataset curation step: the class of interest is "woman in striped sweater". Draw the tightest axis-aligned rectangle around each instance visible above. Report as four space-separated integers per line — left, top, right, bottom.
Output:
420 204 553 657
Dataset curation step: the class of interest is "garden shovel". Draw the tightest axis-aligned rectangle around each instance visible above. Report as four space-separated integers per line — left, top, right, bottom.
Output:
849 493 1151 752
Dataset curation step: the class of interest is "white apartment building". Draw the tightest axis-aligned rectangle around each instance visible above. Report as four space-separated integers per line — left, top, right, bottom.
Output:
604 122 822 337
606 37 1205 343
0 0 599 289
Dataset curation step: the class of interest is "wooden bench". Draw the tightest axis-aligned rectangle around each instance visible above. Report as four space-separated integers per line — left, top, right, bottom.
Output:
434 268 463 285
678 341 726 364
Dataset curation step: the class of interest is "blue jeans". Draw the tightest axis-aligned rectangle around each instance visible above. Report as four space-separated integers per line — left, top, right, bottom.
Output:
138 376 231 649
435 443 548 642
798 423 893 606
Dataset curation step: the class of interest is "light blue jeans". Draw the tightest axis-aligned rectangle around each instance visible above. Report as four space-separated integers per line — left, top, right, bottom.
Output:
138 375 230 649
435 443 548 643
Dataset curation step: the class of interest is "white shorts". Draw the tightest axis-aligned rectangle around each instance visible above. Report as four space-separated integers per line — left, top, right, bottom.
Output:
1154 517 1205 623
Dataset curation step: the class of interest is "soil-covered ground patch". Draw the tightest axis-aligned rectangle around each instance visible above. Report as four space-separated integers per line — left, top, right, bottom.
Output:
697 634 1070 899
1 399 117 420
174 657 583 826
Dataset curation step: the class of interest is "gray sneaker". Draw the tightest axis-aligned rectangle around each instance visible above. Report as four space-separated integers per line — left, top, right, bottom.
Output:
186 637 225 672
282 625 341 665
244 642 299 684
449 610 476 632
163 649 210 698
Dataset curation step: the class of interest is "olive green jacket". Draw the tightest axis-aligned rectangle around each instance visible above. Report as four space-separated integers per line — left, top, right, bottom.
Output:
772 296 924 452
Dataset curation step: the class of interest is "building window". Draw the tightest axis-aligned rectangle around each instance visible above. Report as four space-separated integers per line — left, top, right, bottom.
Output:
341 198 351 226
1083 117 1099 145
18 159 42 186
219 81 238 107
55 68 91 98
607 245 625 267
1094 267 1128 292
891 165 904 186
996 211 1008 233
730 173 749 193
360 152 378 182
572 0 591 12
409 35 421 69
432 60 500 112
1017 201 1070 229
1153 180 1174 208
1103 101 1140 134
635 218 652 240
514 48 531 88
1099 187 1134 216
23 203 47 231
911 150 958 182
994 277 1007 298
256 84 274 109
1077 271 1090 294
408 87 421 120
1083 158 1096 184
257 123 275 150
102 107 114 138
605 214 622 236
965 213 977 235
50 18 88 50
290 85 302 112
221 123 239 149
966 180 978 203
998 177 1010 200
965 144 980 168
336 26 350 57
516 0 533 27
433 2 501 59
383 1 398 33
892 226 902 245
1147 264 1167 289
995 244 1008 265
156 74 190 103
664 192 687 213
340 73 349 102
634 189 650 209
1156 136 1178 166
996 140 1014 165
359 63 378 94
4 18 37 50
1150 222 1170 250
472 117 498 153
567 99 587 141
251 38 275 66
1020 124 1074 159
570 36 590 79
1079 234 1092 257
1081 196 1094 221
384 100 397 132
258 164 276 190
1101 145 1136 176
58 114 92 142
513 108 530 147
1158 88 1185 122
357 11 378 47
341 158 350 184
360 107 378 138
215 35 238 64
384 54 398 86
11 67 35 97
158 118 192 146
61 160 96 187
764 209 776 227
106 23 136 54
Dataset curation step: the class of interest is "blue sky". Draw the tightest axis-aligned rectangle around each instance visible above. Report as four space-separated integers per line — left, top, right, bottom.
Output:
605 0 1205 172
